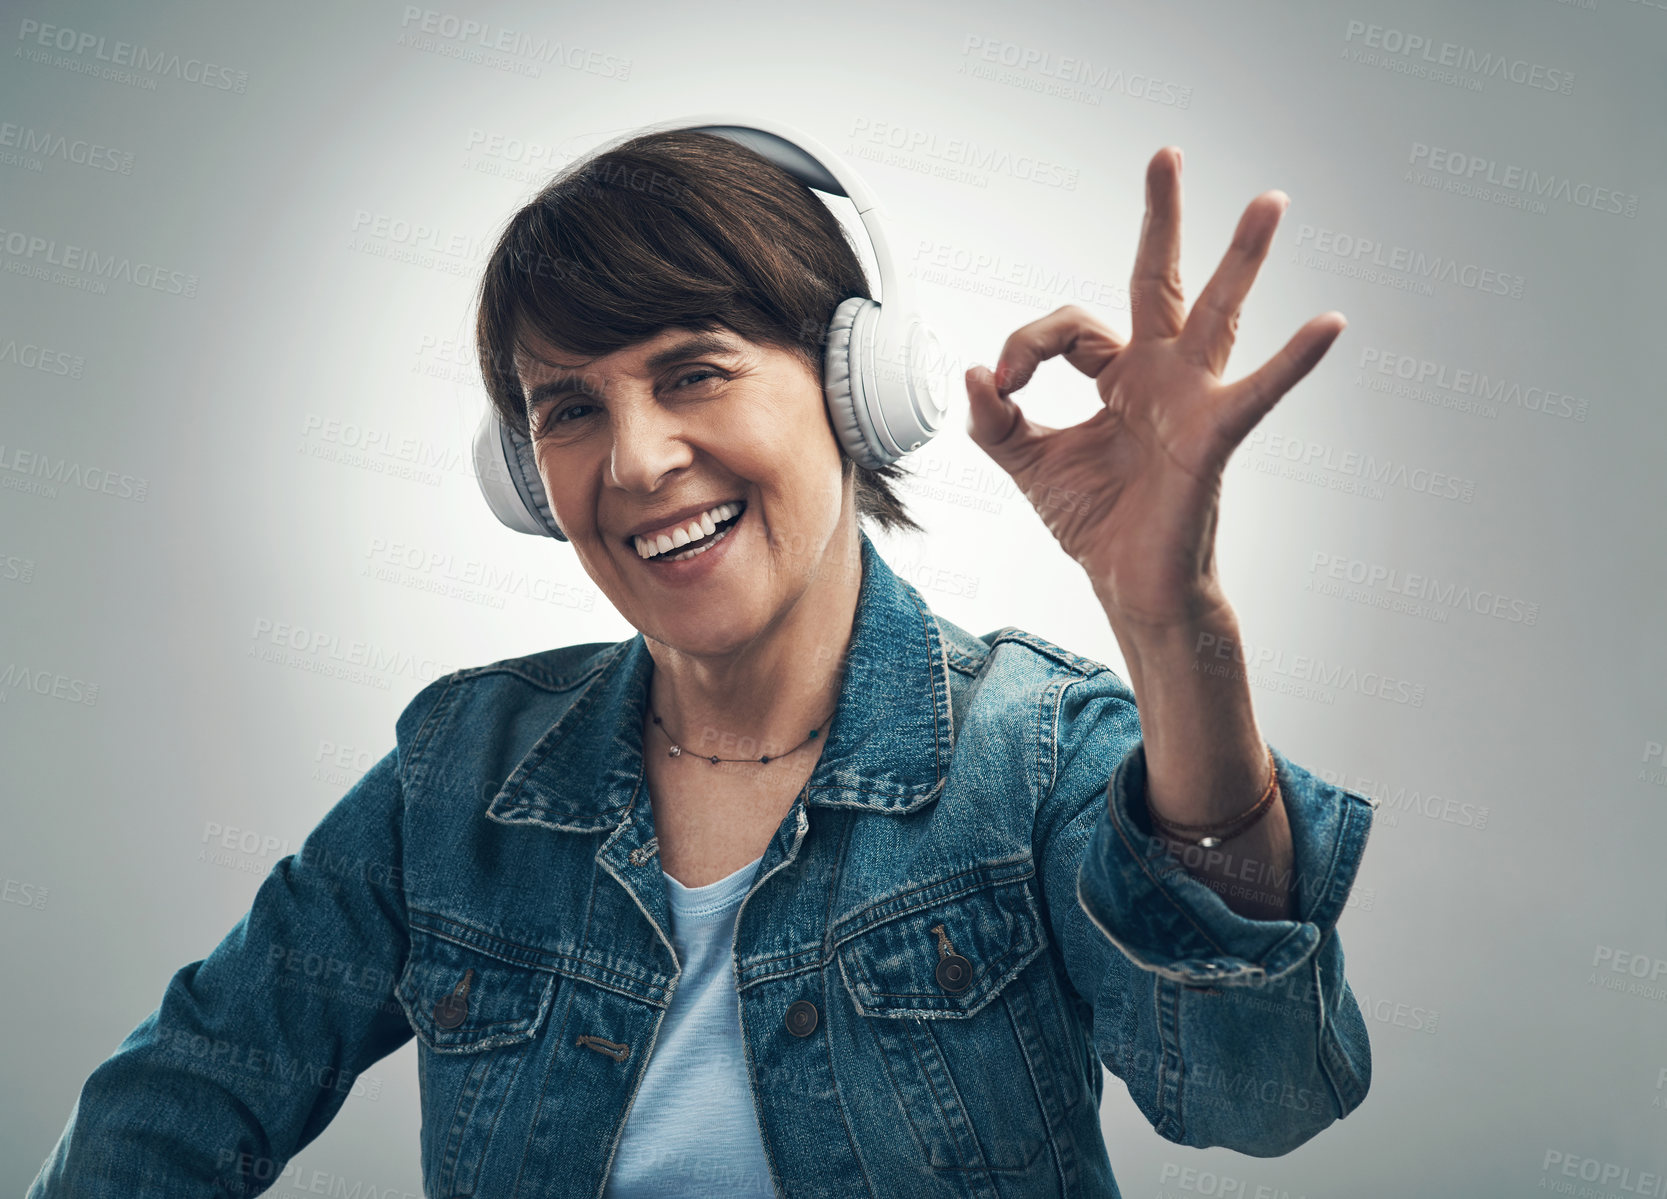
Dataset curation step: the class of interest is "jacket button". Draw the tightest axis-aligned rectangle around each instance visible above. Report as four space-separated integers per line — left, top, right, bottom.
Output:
935 953 973 992
433 994 467 1029
432 994 468 1029
784 999 819 1037
433 968 474 1029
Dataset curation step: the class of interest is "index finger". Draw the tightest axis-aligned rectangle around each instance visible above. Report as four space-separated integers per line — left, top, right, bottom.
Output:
994 304 1126 395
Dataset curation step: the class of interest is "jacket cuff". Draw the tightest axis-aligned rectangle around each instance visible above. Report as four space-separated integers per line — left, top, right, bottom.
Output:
1076 740 1376 988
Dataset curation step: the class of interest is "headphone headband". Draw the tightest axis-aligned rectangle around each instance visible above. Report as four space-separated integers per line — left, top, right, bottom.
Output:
630 113 910 316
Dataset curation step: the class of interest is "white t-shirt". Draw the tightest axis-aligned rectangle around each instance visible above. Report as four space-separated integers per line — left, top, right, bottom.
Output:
602 852 776 1197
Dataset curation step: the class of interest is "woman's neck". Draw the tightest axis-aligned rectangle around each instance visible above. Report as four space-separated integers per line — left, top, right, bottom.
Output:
642 528 863 767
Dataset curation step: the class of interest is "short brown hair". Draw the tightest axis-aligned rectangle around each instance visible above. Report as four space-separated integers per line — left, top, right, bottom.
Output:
473 128 922 536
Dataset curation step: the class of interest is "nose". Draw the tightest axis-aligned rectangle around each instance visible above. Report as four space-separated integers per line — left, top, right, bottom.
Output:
608 394 696 495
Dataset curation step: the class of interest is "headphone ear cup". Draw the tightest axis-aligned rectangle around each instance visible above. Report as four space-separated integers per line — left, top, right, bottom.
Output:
508 426 565 540
471 407 566 540
823 296 886 470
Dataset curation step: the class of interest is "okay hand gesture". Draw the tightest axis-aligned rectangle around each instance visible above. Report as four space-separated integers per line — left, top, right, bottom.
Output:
965 147 1346 632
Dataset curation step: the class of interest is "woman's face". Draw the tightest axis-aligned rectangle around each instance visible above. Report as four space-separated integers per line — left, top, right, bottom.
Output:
516 324 855 655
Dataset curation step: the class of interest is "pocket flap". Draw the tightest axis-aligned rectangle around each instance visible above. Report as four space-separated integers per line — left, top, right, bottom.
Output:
836 874 1046 1019
397 921 556 1052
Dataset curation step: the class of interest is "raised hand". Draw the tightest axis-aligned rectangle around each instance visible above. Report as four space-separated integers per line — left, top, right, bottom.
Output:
965 147 1346 633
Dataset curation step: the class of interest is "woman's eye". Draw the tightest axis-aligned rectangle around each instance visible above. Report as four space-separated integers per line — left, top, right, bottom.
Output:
533 371 721 436
533 401 592 435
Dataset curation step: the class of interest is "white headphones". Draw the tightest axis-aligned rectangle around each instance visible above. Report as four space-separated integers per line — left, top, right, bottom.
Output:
471 111 951 541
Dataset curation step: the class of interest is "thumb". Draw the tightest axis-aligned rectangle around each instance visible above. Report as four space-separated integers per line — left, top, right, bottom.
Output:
965 365 1037 469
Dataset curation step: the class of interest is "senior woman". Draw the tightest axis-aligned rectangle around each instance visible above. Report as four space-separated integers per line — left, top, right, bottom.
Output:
30 128 1376 1198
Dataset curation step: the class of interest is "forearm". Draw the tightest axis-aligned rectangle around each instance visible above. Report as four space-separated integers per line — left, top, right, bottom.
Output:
1106 602 1294 920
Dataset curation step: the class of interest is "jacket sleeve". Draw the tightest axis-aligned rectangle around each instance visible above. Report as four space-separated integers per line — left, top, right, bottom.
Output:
1032 666 1378 1157
27 675 454 1197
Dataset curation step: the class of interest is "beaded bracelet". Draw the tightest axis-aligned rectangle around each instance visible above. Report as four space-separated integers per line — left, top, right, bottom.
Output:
1147 746 1279 848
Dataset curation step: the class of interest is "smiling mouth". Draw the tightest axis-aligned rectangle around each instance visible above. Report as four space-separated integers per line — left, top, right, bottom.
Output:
631 499 748 561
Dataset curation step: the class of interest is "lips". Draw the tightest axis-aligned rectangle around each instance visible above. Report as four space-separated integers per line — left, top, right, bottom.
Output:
632 499 747 559
624 497 744 544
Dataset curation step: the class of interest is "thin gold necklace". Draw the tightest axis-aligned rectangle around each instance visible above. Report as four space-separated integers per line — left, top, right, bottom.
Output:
648 701 837 765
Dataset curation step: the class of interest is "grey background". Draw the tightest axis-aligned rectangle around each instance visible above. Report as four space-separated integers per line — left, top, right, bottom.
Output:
2 0 1663 1194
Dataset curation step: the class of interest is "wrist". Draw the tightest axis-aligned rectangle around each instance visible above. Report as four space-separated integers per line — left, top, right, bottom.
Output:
1092 572 1235 640
1103 599 1267 830
1104 596 1243 690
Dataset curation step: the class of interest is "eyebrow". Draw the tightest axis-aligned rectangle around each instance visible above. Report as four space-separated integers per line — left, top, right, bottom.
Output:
523 332 743 414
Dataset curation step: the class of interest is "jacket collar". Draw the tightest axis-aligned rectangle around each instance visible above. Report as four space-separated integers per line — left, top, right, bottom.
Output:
486 528 954 833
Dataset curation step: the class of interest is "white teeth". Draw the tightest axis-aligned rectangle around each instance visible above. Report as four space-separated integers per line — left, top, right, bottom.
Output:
633 501 745 559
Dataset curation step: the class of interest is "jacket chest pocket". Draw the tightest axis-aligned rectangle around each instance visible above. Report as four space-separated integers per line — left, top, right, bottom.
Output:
397 918 559 1196
835 872 1064 1174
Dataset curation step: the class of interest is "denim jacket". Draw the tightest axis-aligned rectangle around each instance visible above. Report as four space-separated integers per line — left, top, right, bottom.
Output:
30 529 1377 1198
